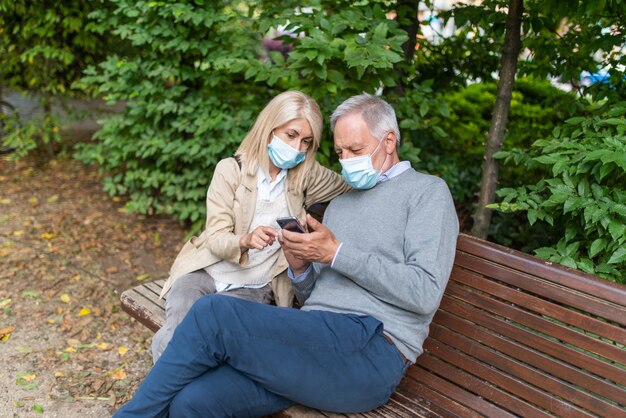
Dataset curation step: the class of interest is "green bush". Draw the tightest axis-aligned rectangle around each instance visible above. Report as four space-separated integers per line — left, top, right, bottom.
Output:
491 103 626 283
77 0 445 231
419 78 581 203
0 0 120 158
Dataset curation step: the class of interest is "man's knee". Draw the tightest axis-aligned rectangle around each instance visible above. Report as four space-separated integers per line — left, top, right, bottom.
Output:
188 293 236 319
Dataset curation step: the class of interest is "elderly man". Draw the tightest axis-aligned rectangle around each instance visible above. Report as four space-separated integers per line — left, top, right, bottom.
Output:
114 94 459 417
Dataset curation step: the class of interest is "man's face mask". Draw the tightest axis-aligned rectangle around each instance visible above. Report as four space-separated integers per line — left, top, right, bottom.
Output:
339 138 388 190
268 133 307 170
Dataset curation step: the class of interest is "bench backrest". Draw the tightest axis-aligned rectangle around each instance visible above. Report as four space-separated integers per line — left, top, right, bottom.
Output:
410 234 626 417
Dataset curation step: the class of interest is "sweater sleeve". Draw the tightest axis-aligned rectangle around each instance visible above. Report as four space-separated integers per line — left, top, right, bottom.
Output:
331 179 459 315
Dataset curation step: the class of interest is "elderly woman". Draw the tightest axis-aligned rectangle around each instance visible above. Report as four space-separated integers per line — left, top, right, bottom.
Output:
151 91 349 361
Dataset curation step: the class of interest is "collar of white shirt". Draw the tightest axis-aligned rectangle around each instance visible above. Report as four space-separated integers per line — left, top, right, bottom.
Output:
378 161 411 184
257 167 288 202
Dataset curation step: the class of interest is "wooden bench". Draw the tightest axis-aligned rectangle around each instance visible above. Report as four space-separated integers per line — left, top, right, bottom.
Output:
121 234 626 417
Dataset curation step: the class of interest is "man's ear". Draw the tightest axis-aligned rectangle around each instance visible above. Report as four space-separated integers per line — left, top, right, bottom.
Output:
384 132 397 152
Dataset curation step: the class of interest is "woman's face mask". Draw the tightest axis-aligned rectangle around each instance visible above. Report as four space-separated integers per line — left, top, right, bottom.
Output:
339 138 387 190
268 134 307 170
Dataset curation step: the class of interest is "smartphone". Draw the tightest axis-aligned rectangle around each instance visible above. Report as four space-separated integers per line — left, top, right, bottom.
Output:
276 216 307 233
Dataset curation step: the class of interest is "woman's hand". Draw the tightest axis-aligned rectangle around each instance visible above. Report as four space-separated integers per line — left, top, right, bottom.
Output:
239 226 279 252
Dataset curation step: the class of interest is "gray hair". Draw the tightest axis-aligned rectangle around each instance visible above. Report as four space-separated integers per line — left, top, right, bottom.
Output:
330 93 400 146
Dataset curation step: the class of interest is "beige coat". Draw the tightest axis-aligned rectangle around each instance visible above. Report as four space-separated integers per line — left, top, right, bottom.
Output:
160 157 350 306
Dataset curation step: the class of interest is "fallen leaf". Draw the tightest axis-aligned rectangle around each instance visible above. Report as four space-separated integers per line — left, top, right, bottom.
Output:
16 371 39 390
33 403 44 414
22 290 40 298
47 195 59 203
0 198 11 204
13 230 25 237
40 233 55 240
67 339 81 347
28 197 39 205
96 342 109 350
64 347 77 353
59 294 71 303
105 266 118 274
135 274 150 281
77 343 96 349
118 346 128 356
54 371 64 377
0 298 11 308
0 326 16 340
78 307 91 316
15 345 33 354
112 369 126 380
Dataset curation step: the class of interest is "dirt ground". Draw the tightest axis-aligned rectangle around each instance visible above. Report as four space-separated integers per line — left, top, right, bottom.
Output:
0 154 187 417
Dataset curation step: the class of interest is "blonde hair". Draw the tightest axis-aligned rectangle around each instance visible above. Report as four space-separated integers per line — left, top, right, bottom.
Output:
235 91 323 191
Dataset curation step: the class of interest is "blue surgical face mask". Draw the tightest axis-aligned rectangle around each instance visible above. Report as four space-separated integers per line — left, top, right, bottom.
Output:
268 134 307 170
339 139 387 190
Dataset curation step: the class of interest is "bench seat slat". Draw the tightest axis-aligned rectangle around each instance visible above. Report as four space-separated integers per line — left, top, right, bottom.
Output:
454 252 626 326
445 280 626 364
120 289 164 333
438 294 626 387
406 362 521 417
395 372 483 418
456 235 626 305
434 308 626 402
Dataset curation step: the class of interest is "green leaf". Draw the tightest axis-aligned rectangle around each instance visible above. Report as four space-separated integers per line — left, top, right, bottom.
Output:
589 238 607 258
608 221 626 242
33 404 44 414
607 247 626 264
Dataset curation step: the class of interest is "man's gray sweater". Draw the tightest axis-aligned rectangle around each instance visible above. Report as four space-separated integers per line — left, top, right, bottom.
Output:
294 168 459 362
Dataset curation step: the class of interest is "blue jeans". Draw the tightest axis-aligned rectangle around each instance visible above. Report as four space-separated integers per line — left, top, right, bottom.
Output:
115 295 409 417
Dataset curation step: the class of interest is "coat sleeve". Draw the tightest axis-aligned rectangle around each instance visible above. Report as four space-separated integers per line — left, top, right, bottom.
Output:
199 158 245 264
303 161 351 208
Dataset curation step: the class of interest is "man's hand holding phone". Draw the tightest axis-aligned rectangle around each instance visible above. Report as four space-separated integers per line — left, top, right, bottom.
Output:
278 214 341 275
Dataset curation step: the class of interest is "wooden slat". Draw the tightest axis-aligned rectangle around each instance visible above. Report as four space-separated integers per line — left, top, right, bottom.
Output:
416 348 553 418
453 252 626 326
445 281 626 364
405 363 519 417
437 294 626 386
395 373 481 418
434 308 626 403
422 339 595 418
120 288 164 332
452 266 626 345
429 325 625 417
455 234 626 305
